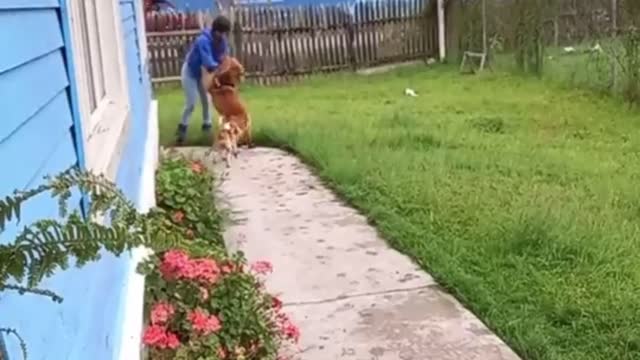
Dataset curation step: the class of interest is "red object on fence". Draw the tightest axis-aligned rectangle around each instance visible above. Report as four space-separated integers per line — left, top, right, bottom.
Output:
143 0 204 32
145 11 203 31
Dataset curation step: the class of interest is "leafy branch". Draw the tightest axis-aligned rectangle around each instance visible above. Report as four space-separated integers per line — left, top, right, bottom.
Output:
0 285 62 303
0 166 181 358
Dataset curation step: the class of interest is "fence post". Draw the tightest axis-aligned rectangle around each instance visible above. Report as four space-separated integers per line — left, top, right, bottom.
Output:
233 12 244 64
347 10 357 70
436 0 445 60
422 0 431 60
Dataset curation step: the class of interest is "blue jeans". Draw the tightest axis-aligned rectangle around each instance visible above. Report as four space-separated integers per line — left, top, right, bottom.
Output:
180 63 211 127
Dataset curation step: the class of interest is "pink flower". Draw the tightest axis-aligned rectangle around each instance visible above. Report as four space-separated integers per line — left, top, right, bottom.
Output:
159 250 191 280
172 211 185 223
276 313 300 343
142 325 181 349
142 325 166 347
190 258 221 284
159 250 222 285
272 296 283 311
164 331 181 349
217 346 228 359
191 161 204 174
150 302 175 325
188 309 222 335
281 320 300 343
250 260 273 275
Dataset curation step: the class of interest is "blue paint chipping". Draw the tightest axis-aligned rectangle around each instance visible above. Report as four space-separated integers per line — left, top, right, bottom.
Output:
0 0 153 359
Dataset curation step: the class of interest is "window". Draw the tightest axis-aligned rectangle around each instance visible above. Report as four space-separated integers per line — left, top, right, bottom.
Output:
68 0 130 176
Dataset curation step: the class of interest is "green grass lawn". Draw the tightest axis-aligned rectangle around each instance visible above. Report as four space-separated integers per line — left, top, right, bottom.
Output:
157 66 640 360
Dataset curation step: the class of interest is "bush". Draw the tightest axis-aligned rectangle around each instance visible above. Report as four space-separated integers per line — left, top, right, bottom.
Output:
155 158 224 248
140 157 298 359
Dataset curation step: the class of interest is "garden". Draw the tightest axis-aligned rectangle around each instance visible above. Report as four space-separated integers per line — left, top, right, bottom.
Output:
140 157 299 358
0 157 299 360
157 61 640 360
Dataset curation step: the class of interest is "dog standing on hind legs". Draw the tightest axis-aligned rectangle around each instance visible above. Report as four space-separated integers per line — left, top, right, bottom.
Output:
201 57 253 167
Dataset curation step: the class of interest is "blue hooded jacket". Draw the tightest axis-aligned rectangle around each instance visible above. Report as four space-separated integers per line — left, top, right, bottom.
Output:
185 29 228 80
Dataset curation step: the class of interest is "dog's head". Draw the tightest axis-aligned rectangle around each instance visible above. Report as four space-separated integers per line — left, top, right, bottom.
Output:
217 56 245 87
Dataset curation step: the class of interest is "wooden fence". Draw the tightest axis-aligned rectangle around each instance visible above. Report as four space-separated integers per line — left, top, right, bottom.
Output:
147 0 438 85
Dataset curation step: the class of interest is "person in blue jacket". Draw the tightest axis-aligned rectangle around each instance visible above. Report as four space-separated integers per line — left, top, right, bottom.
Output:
176 15 231 144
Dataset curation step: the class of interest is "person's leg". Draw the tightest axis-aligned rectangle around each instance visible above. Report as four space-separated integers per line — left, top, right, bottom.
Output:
198 79 212 133
177 63 198 143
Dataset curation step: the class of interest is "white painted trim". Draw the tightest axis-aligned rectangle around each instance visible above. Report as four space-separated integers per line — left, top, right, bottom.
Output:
85 105 130 177
437 0 446 61
66 0 131 179
116 100 159 360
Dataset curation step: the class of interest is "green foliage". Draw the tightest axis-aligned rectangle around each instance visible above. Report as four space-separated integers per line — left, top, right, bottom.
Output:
156 68 640 359
142 157 296 359
0 166 180 359
155 158 224 248
141 252 285 360
0 167 178 295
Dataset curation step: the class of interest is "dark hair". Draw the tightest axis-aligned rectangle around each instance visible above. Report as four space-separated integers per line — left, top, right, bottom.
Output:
211 15 231 34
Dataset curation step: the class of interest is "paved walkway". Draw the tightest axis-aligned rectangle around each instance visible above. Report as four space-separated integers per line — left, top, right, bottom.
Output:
182 147 520 360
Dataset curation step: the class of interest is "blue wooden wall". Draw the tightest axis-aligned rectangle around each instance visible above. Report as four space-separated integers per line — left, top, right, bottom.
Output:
0 0 152 359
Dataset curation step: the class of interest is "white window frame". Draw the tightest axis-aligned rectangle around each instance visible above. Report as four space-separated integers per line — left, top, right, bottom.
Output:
67 0 130 177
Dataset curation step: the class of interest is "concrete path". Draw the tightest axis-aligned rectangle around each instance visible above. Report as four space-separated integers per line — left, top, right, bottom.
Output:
181 147 520 360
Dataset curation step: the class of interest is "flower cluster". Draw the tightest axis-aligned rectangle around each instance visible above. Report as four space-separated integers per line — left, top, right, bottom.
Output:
143 324 180 350
144 159 300 359
250 260 273 275
159 249 221 284
188 308 222 335
151 302 175 324
142 250 300 358
270 299 300 345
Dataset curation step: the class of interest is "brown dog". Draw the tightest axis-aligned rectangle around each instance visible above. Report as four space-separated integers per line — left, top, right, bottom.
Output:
201 57 252 166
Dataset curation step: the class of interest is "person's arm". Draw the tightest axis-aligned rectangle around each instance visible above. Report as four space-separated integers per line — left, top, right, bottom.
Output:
197 37 219 73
